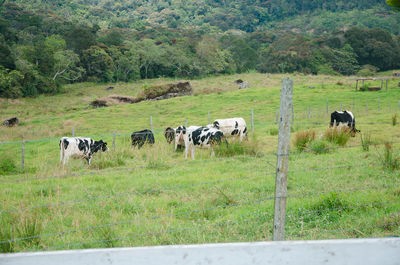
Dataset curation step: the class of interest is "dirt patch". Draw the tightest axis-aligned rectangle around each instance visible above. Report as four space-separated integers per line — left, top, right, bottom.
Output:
90 94 136 108
90 82 193 107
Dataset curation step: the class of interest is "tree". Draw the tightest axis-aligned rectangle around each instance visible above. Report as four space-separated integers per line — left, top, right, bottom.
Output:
81 46 114 82
52 50 84 82
64 25 97 54
134 39 164 79
108 46 140 82
386 0 400 11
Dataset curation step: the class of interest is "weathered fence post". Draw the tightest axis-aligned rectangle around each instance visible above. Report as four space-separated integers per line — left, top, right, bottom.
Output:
21 140 25 171
340 103 342 111
273 78 293 241
112 130 116 151
307 105 311 120
251 109 254 133
366 102 369 115
150 116 153 132
352 98 355 111
185 118 188 128
72 127 75 137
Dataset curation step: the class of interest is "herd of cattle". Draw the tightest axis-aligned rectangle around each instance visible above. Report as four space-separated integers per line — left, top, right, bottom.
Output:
58 111 359 165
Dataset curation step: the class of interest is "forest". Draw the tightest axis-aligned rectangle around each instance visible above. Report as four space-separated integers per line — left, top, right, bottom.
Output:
0 0 400 98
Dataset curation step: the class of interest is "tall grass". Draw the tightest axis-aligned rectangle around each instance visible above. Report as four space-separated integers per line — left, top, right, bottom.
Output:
294 130 316 152
214 134 261 157
324 126 351 146
392 114 398 126
379 143 400 171
360 131 372 152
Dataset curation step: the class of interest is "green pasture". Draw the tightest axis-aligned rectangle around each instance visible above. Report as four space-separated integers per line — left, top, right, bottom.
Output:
0 72 400 252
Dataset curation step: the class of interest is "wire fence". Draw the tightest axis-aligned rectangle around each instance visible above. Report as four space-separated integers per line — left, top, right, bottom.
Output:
1 95 400 253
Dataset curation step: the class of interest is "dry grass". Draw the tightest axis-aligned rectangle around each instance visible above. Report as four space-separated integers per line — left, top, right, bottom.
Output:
294 130 316 151
323 126 351 146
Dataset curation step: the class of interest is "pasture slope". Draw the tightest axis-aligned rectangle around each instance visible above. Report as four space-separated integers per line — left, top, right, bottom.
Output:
0 72 400 253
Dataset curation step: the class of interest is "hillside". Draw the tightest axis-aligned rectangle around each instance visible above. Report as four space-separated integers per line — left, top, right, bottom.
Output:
1 73 400 252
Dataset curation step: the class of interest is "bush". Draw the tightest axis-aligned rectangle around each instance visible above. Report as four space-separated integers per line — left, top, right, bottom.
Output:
269 128 279 136
309 140 329 154
380 143 400 171
294 130 316 152
214 135 260 157
360 131 372 151
392 114 398 126
324 126 351 146
357 64 378 77
0 155 19 175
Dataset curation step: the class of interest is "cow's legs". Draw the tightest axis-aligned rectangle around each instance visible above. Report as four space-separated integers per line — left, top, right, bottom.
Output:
191 146 196 160
185 145 189 159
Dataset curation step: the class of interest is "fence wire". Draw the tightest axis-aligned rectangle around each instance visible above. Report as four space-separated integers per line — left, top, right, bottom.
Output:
1 183 396 245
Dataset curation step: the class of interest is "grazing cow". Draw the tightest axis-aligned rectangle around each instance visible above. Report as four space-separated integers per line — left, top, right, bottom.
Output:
2 117 19 127
59 137 108 165
182 126 225 160
164 127 175 144
175 125 200 151
209 117 247 141
131 129 155 148
330 110 360 136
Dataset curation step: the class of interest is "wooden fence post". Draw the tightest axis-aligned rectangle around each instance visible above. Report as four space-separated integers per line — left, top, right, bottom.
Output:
307 105 311 120
185 118 188 128
21 140 25 171
251 109 254 133
273 78 293 241
72 127 75 137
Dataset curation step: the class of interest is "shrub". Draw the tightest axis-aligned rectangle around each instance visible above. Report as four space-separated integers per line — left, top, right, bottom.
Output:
309 140 329 154
214 135 260 157
360 131 372 151
0 155 19 175
269 128 279 136
294 130 316 151
392 114 398 126
380 143 400 171
359 82 371 92
324 126 351 146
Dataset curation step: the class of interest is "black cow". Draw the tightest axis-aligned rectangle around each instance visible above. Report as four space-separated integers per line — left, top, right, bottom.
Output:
3 117 19 127
330 110 360 136
131 129 155 148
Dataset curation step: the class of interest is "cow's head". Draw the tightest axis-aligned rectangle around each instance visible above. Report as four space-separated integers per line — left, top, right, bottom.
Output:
209 130 225 146
92 140 108 153
175 126 186 144
164 127 175 144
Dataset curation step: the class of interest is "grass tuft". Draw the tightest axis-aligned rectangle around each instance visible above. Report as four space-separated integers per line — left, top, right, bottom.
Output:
392 114 398 126
0 155 19 176
309 140 329 154
294 130 316 152
214 135 260 157
324 126 351 146
360 131 372 152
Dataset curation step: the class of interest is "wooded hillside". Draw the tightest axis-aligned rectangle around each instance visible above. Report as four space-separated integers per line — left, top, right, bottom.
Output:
0 0 399 98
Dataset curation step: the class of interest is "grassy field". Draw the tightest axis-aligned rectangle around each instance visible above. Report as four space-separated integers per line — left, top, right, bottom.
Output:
0 72 400 253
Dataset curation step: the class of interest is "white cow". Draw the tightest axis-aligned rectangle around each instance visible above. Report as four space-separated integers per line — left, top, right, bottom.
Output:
59 137 108 165
182 126 225 160
209 117 247 141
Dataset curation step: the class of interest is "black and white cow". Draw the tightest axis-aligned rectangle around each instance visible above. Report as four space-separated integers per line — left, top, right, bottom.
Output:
131 129 155 148
181 126 225 160
2 117 19 127
175 125 200 151
330 110 360 136
59 137 108 165
208 117 247 141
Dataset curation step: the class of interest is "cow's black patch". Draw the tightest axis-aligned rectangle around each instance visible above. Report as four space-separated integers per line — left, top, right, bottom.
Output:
192 128 203 145
231 129 239 135
84 140 89 151
235 121 238 128
243 127 247 134
201 135 206 142
63 139 69 150
164 127 175 144
213 121 220 129
78 139 86 151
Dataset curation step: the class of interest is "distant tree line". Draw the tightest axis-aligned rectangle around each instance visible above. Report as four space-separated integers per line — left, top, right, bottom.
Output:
0 2 400 98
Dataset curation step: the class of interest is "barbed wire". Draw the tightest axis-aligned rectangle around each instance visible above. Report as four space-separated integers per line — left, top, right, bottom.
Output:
3 154 269 184
21 200 400 251
1 159 384 215
1 183 395 245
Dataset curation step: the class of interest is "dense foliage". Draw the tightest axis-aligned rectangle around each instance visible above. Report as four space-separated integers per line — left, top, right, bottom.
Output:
0 0 399 98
